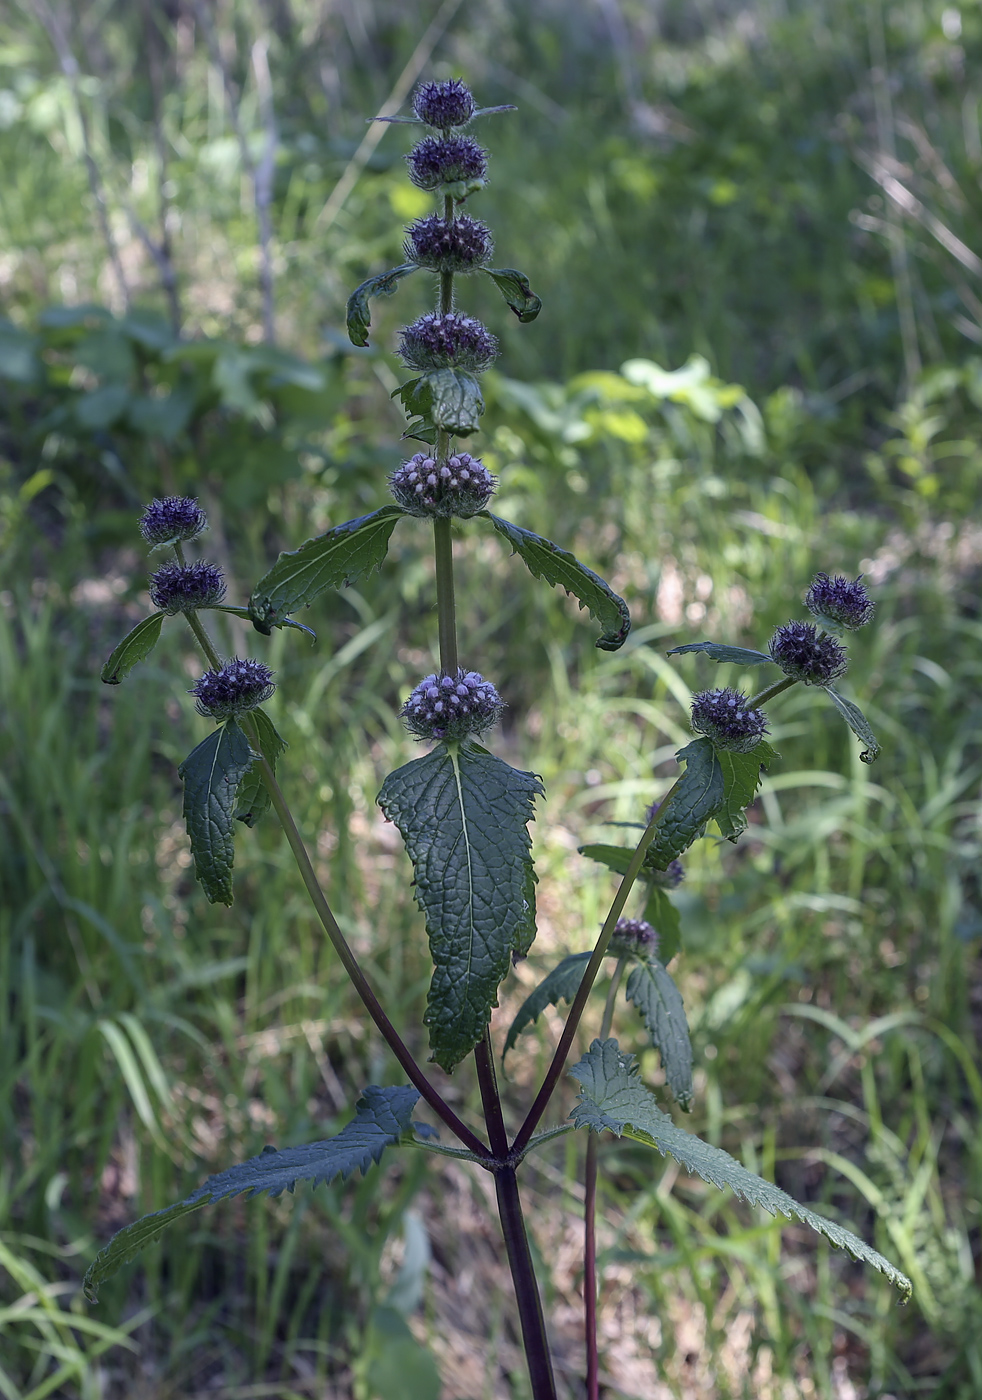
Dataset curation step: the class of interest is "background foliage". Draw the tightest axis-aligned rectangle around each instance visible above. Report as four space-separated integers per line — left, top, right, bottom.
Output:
2 0 982 1396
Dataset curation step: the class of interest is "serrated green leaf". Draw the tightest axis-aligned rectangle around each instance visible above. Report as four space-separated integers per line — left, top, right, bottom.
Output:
503 952 592 1059
378 743 543 1071
178 721 256 905
100 613 166 685
824 686 880 763
425 368 485 435
570 1039 911 1300
647 737 726 869
234 709 288 828
346 264 419 347
83 1085 418 1300
484 267 542 323
714 739 778 842
640 885 683 965
249 506 403 630
482 513 631 651
668 640 773 666
624 960 693 1108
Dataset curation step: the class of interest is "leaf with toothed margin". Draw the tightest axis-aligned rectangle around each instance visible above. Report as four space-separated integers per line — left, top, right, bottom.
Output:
248 507 404 630
481 513 631 651
714 739 778 841
346 264 419 347
378 742 543 1072
234 709 288 828
100 613 165 684
483 268 542 323
570 1039 911 1300
823 686 880 763
178 720 256 905
503 952 592 1059
624 960 693 1108
646 737 726 870
82 1084 419 1300
668 640 773 666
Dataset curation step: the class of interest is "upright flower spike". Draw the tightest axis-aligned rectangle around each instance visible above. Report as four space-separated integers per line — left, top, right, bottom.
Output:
402 669 505 743
150 561 226 615
399 312 498 373
191 658 275 720
610 918 659 957
805 573 875 631
769 620 848 685
407 134 488 191
405 214 493 273
690 687 769 753
390 451 497 518
140 496 207 547
412 78 476 130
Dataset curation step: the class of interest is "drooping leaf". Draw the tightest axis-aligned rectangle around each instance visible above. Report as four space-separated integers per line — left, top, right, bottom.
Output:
503 952 592 1059
667 640 773 666
346 264 419 347
714 739 778 842
101 613 166 685
570 1039 911 1300
234 709 288 828
640 885 682 966
482 513 631 651
249 507 403 631
208 604 316 639
378 743 543 1071
83 1085 419 1300
178 721 256 905
425 367 485 435
824 686 880 764
646 737 726 869
624 960 693 1108
483 267 542 323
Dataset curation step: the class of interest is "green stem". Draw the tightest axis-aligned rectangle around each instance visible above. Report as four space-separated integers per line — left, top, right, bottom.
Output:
584 955 628 1400
747 674 797 707
511 779 682 1155
433 515 459 673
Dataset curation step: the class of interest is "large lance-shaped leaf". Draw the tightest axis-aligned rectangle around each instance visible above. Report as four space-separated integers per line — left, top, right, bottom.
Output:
178 720 256 905
503 951 592 1059
378 743 543 1071
483 267 542 322
646 737 725 869
346 264 419 347
714 739 778 841
100 613 165 684
481 513 631 651
823 686 880 764
667 640 773 666
249 507 403 631
570 1039 911 1300
83 1085 419 1300
624 960 693 1108
234 708 288 828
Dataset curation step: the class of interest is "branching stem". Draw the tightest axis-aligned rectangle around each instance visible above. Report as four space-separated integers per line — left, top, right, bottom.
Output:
748 674 797 707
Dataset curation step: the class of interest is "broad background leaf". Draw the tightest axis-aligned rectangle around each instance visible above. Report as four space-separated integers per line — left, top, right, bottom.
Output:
178 720 256 905
570 1039 911 1300
624 960 693 1108
378 743 542 1071
83 1085 419 1300
100 612 165 684
234 708 288 827
824 685 880 763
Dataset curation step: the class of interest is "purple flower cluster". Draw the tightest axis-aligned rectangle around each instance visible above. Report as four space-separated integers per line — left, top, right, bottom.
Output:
140 496 207 547
405 214 493 273
805 572 875 631
390 451 496 518
402 668 504 743
191 658 275 720
769 620 848 685
412 78 475 130
609 918 659 957
407 134 488 192
149 561 226 615
399 312 498 373
690 687 769 753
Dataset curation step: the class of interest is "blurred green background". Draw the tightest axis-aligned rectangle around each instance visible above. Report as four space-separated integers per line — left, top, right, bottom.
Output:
2 1 982 1396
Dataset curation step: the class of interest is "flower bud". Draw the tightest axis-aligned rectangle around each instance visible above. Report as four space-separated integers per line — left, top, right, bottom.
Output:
190 658 275 720
407 135 488 191
402 668 504 743
149 561 226 615
140 496 207 546
804 572 875 631
412 78 475 130
390 451 496 518
399 312 498 373
405 214 493 274
609 918 659 957
690 687 769 753
768 620 848 685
